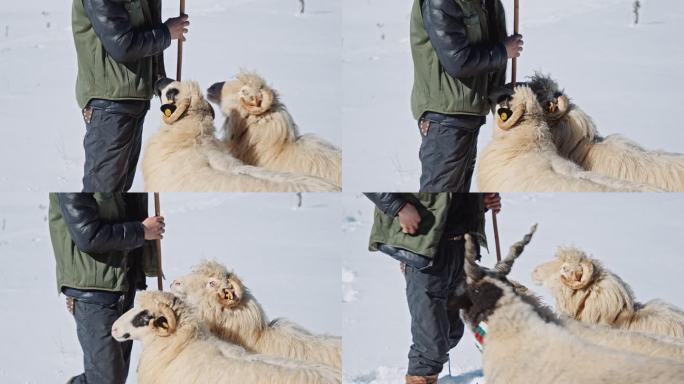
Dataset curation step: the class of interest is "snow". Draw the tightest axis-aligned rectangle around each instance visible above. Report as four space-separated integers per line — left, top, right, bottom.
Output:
342 192 684 383
343 0 684 191
0 0 340 192
0 193 341 383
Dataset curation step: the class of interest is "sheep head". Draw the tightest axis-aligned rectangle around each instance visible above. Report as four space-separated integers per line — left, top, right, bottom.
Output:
461 225 538 326
172 261 245 310
495 85 545 132
112 291 181 342
207 71 278 118
155 79 216 126
528 73 570 121
532 247 596 291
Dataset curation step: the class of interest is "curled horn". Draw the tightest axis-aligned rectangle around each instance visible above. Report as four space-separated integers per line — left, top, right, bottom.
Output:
154 300 178 337
241 88 274 116
560 259 595 290
494 224 538 275
464 233 484 282
496 102 526 131
556 95 570 115
162 98 191 125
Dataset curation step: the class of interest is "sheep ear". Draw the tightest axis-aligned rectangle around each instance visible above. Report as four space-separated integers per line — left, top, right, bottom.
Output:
162 98 190 125
496 102 525 130
560 260 595 290
153 304 177 337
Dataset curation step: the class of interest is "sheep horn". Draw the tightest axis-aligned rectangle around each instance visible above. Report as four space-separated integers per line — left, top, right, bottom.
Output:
496 102 526 130
560 259 595 290
557 95 570 115
154 300 178 337
494 224 538 275
162 98 191 125
241 88 274 116
464 233 484 282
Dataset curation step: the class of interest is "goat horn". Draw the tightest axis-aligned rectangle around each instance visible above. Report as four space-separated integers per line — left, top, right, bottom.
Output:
494 224 538 275
464 234 485 282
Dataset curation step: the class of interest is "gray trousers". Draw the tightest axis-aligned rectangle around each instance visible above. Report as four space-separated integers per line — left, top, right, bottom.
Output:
418 112 485 192
405 238 466 377
66 289 136 384
82 99 149 192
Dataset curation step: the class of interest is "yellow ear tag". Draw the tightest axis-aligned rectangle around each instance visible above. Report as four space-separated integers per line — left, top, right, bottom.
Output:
160 103 177 118
497 107 513 122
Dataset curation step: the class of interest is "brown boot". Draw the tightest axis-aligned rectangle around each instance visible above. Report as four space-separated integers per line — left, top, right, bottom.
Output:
405 374 438 384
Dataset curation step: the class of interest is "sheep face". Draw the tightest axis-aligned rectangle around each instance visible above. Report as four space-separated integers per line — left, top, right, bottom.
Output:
156 80 215 126
173 261 245 310
528 73 570 121
532 247 596 291
207 72 276 117
112 292 179 342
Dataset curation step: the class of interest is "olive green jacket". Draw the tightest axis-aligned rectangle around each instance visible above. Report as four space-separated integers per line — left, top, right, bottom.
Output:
49 193 158 294
368 193 487 259
72 0 168 108
410 0 508 119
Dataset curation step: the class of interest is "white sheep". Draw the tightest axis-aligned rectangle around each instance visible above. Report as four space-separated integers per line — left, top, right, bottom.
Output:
170 261 342 370
529 73 684 191
532 246 684 339
207 72 342 187
142 80 340 192
111 291 340 384
461 227 684 384
476 85 662 192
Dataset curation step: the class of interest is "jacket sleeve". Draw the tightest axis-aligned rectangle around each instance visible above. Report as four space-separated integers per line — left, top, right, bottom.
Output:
83 0 171 63
56 193 145 254
364 193 407 217
422 0 507 79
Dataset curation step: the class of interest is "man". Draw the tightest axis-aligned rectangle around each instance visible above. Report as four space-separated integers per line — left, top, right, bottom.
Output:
410 0 523 192
73 0 189 192
365 192 502 384
49 193 165 384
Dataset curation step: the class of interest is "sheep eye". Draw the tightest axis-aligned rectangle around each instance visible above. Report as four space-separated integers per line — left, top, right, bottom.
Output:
209 281 217 288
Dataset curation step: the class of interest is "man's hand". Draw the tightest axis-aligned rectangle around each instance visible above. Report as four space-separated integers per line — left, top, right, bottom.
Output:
503 34 523 59
66 297 75 315
483 193 502 214
142 216 165 240
164 14 190 42
397 203 421 235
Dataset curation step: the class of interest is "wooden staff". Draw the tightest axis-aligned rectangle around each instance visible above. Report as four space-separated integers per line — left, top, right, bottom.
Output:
492 210 502 262
176 0 186 81
154 192 163 291
511 0 520 84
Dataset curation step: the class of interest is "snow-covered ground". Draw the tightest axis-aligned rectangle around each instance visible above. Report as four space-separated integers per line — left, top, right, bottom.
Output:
0 193 341 383
341 193 684 383
343 0 684 191
0 0 340 192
